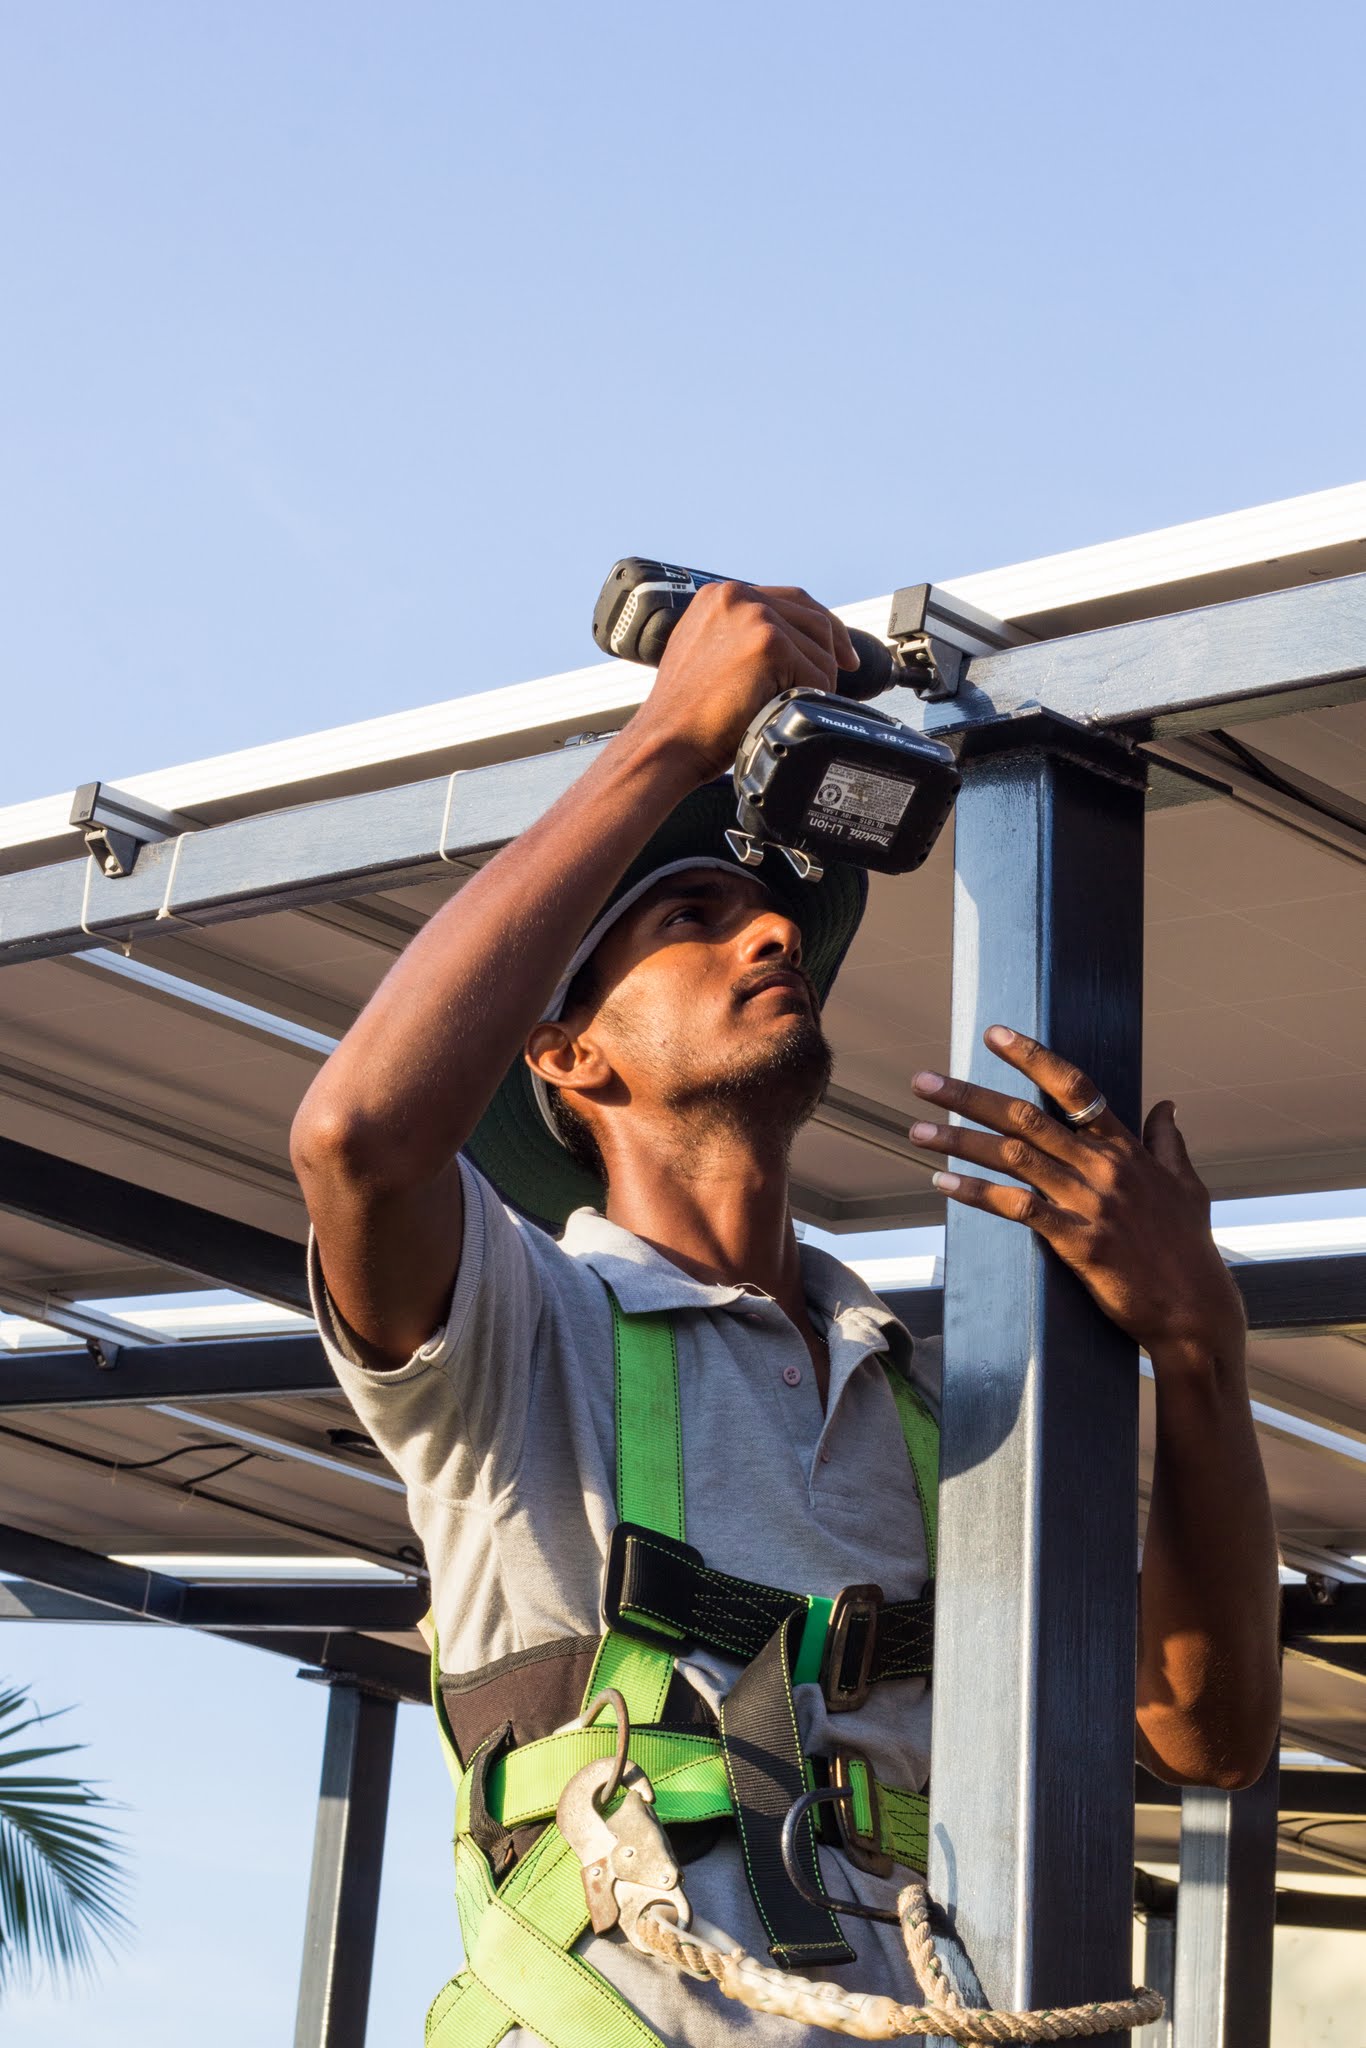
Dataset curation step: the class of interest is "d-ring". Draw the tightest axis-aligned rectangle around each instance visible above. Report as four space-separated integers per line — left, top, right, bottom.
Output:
779 1786 899 1924
576 1687 631 1811
1064 1091 1108 1129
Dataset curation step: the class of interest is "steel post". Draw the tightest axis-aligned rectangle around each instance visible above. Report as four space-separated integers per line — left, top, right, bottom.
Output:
1171 1757 1279 2048
294 1681 398 2048
1138 1909 1175 2046
926 717 1146 2024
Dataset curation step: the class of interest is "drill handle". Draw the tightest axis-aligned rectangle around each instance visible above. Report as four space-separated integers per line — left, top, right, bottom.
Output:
592 558 893 702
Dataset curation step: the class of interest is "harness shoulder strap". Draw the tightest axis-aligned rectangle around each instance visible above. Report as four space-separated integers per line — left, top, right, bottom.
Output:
886 1368 939 1576
613 1304 684 1540
580 1300 683 1725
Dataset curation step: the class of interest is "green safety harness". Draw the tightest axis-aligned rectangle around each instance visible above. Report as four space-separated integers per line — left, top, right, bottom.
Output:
425 1293 939 2048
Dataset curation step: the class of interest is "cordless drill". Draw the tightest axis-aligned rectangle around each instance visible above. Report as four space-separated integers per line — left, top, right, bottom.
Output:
591 558 961 882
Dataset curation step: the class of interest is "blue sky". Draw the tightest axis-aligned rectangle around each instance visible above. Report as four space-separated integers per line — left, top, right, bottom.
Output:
4 1 1366 2038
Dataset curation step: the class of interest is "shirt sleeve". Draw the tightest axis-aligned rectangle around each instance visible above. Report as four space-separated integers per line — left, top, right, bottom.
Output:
307 1155 547 1506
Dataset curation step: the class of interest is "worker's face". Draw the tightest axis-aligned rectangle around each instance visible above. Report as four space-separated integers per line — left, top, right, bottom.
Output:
533 866 831 1136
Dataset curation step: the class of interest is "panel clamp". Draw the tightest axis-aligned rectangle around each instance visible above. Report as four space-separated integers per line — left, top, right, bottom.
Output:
69 782 187 878
886 583 1026 702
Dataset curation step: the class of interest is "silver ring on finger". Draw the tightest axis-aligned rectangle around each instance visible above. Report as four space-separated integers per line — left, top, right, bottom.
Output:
1064 1091 1108 1130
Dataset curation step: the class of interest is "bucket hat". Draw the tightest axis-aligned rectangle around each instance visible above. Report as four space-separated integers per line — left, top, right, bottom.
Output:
465 780 867 1229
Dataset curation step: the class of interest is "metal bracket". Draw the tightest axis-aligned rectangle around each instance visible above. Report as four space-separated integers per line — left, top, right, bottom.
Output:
69 782 186 879
84 1334 121 1371
886 584 1027 702
954 706 1146 790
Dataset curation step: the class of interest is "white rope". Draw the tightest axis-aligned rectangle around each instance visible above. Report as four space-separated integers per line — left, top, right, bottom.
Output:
632 1881 1164 2041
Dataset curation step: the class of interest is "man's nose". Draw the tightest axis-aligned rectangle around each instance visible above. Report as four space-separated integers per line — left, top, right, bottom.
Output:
739 908 803 969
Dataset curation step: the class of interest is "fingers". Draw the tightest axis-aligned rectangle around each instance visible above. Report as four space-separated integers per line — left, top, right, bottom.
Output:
980 1025 1130 1140
909 1114 1084 1201
911 1065 1086 1167
930 1165 1077 1243
1143 1098 1203 1188
760 586 860 675
910 1028 1133 1165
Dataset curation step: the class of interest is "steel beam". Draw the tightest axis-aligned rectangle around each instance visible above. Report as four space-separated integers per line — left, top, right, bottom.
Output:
2 1250 1359 1407
1235 1255 1366 1337
923 567 1366 742
1171 1758 1279 2048
0 1282 150 1358
1274 1887 1366 1931
0 1521 424 1631
881 1252 1366 1343
926 717 1147 2016
1282 1582 1366 1642
0 1132 308 1309
2 570 1365 969
0 1331 335 1406
1283 1583 1366 1688
294 1681 397 2048
1145 731 1366 868
1138 1761 1366 1817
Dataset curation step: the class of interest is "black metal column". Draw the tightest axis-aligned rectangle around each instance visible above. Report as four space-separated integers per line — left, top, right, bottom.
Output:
294 1681 399 2048
1171 1757 1279 2048
926 719 1146 2020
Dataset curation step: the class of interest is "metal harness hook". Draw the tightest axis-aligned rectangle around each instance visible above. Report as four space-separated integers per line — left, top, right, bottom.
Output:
556 1690 693 1946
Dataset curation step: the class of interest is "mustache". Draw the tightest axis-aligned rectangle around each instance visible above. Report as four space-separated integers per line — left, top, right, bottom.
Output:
732 963 818 1009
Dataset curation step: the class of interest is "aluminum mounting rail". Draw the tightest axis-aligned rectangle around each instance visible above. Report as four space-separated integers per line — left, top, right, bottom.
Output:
1 571 1365 966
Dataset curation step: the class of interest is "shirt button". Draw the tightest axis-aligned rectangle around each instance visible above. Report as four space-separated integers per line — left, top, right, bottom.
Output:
782 1364 802 1387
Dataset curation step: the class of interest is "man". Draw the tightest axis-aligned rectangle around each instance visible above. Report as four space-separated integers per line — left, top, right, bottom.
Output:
292 580 1281 2046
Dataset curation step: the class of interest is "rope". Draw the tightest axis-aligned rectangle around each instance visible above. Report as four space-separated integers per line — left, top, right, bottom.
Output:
632 1879 1164 2042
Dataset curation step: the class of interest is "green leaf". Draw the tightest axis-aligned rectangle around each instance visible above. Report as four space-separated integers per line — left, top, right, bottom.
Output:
0 1682 132 1997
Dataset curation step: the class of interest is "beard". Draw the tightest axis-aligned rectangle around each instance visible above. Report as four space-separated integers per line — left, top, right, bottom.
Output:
662 1011 834 1148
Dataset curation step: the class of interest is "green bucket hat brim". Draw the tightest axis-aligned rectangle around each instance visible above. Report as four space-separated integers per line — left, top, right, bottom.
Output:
465 780 867 1232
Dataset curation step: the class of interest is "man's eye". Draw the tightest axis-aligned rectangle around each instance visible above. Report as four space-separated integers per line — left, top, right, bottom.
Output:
665 906 703 927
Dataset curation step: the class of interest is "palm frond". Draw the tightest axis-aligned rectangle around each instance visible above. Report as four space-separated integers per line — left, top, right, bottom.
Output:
0 1682 132 1996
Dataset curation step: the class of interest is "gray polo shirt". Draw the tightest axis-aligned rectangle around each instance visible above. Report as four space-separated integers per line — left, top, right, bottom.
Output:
310 1158 939 2046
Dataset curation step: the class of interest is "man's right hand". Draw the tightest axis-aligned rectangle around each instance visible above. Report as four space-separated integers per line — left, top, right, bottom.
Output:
633 582 860 783
291 576 855 1364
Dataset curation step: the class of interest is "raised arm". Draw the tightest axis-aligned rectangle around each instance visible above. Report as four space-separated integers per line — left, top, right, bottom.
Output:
290 582 857 1364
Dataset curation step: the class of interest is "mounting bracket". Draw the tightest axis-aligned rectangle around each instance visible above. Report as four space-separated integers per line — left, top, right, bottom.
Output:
69 781 188 878
886 583 1028 702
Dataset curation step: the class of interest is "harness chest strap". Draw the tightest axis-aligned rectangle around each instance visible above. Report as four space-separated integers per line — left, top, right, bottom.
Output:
426 1296 939 2048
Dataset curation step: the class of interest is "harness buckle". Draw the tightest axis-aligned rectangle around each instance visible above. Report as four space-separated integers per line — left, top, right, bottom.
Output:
829 1750 895 1877
601 1520 704 1653
821 1582 883 1712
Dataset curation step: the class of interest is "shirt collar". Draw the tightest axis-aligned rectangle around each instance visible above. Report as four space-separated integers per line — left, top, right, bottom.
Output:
560 1208 915 1374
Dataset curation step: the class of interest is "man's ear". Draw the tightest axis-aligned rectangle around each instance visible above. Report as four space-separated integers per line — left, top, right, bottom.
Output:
525 1020 612 1097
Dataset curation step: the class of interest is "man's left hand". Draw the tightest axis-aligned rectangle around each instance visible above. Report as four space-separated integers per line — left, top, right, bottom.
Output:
909 1024 1245 1366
